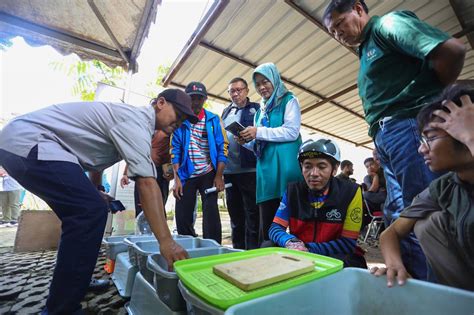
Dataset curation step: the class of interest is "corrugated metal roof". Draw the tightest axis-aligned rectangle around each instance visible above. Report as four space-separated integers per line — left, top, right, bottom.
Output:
0 0 161 72
163 0 473 149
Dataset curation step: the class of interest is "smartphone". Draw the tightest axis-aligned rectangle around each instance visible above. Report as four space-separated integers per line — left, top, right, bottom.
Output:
109 200 125 213
225 121 245 137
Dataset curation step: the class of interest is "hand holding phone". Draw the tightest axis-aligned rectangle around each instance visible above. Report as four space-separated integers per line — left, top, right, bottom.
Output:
225 121 245 137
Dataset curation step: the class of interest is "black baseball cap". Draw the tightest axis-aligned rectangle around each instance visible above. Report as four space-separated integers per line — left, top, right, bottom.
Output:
157 89 198 123
185 81 207 97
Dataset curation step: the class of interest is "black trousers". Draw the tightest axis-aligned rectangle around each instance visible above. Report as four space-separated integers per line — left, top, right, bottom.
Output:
175 171 222 244
134 165 169 217
0 147 107 315
224 172 259 249
258 198 281 244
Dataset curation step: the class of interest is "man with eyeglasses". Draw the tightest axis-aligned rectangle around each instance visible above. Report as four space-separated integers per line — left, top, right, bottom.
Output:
0 89 196 314
221 77 260 249
372 85 474 291
324 0 466 280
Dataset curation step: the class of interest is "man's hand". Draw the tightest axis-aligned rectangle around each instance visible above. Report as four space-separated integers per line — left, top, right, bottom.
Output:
239 126 257 142
162 164 174 181
98 191 113 204
120 175 130 188
159 238 189 271
370 264 411 287
430 95 474 155
214 175 225 192
173 177 183 200
234 135 246 146
285 239 308 252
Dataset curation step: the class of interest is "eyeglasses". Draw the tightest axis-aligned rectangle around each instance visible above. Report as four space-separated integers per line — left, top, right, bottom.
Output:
419 135 448 150
228 87 247 95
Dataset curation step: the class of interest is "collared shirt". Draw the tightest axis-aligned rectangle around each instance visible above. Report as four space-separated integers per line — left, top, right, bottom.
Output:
222 102 256 174
358 12 450 137
0 102 157 178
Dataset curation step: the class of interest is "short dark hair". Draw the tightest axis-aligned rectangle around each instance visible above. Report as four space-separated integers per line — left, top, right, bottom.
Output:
340 160 353 169
364 157 374 165
228 77 248 87
417 85 474 132
417 84 474 151
323 0 369 23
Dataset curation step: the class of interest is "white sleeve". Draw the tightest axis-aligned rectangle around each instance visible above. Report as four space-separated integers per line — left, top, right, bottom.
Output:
255 97 301 142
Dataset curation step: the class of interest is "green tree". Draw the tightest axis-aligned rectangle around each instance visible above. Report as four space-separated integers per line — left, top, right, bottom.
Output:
145 64 171 98
50 58 126 101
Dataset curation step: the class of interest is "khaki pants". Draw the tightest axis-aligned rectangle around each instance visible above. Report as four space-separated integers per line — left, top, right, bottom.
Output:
0 190 21 221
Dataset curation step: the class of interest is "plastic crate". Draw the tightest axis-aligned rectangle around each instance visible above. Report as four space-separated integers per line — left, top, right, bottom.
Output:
134 237 221 283
111 252 138 298
174 247 343 310
124 234 192 267
125 272 186 315
147 247 242 311
225 268 474 315
178 280 224 315
103 235 133 260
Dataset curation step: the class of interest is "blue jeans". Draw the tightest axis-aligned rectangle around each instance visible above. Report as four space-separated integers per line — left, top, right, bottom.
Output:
0 147 107 315
375 118 440 280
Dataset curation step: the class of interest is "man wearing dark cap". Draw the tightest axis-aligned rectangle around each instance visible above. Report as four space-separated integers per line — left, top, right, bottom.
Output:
0 88 197 315
171 81 229 244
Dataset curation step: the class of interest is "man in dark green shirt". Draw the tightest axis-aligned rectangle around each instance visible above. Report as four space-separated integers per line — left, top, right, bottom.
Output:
324 0 465 280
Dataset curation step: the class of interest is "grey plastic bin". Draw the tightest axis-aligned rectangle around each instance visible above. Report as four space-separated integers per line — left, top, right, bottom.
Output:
147 247 242 311
103 235 134 260
224 268 474 315
133 237 221 283
124 234 192 266
178 280 224 315
125 272 186 315
111 252 138 298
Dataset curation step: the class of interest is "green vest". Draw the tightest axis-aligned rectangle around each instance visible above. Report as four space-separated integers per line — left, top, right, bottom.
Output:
358 12 450 137
255 93 303 203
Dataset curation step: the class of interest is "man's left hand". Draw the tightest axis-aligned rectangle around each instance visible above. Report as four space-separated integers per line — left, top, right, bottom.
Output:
214 176 225 192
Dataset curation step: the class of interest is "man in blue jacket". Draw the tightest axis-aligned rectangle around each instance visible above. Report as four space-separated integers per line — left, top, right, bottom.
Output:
171 82 228 243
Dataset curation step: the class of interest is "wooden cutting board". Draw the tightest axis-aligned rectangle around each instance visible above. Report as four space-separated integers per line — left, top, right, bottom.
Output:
213 253 315 291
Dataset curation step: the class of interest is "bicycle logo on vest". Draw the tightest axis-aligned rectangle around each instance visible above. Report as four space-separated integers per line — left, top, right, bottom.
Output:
326 209 342 220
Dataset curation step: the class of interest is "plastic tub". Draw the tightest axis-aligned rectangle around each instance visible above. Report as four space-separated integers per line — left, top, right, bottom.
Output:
174 247 343 310
148 247 242 311
225 268 474 315
103 235 135 273
124 234 192 266
134 238 221 283
125 272 186 315
111 252 138 298
178 280 224 315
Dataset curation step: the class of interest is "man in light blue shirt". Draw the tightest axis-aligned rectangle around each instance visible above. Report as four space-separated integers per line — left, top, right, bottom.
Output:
0 88 197 315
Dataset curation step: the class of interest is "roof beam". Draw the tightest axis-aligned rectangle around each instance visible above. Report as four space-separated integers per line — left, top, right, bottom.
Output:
0 12 122 59
284 0 356 56
300 84 359 115
302 123 372 150
199 41 364 120
87 0 130 65
162 0 230 86
170 81 230 103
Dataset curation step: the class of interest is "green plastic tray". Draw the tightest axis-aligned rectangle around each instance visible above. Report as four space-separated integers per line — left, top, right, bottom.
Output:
174 247 343 310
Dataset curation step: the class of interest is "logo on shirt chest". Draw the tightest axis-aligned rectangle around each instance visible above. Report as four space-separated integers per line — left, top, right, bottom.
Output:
325 209 342 221
366 48 378 61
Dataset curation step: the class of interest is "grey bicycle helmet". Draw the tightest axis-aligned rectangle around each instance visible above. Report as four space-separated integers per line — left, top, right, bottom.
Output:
298 138 341 165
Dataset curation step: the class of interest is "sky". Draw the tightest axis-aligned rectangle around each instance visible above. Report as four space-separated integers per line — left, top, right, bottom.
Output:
0 0 372 182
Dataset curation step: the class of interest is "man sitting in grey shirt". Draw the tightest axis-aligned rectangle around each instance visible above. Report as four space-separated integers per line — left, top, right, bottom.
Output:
0 88 197 315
